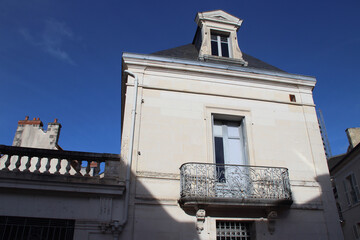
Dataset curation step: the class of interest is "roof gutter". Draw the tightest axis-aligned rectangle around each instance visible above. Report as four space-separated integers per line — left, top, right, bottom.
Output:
122 52 316 82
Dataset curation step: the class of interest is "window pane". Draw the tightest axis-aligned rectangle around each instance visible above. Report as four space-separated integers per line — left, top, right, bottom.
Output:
351 174 360 202
227 138 245 165
221 42 229 57
228 125 240 138
213 118 247 166
211 41 219 56
344 181 351 205
215 137 225 165
220 36 228 42
215 137 225 182
213 121 223 137
211 34 217 41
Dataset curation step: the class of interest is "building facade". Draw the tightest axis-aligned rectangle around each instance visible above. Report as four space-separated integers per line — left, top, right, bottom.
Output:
0 118 124 240
329 128 360 240
119 10 343 240
0 10 344 240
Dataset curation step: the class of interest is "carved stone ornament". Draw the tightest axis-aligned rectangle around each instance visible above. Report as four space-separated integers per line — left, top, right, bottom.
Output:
267 211 278 235
99 220 122 238
196 209 206 234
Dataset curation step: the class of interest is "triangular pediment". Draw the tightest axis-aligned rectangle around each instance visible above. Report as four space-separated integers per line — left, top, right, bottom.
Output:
213 15 227 20
197 10 242 27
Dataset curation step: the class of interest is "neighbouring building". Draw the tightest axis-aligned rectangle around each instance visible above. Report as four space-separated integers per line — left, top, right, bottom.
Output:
328 128 360 240
0 117 124 239
119 10 343 240
12 116 62 150
0 10 344 240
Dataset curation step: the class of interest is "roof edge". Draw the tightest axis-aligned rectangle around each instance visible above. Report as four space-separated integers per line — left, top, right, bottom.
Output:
330 143 360 172
122 52 317 82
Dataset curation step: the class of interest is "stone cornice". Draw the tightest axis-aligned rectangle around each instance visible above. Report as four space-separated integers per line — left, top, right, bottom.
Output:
122 53 316 89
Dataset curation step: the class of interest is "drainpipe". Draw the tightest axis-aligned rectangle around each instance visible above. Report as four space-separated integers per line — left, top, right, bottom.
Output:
120 70 139 229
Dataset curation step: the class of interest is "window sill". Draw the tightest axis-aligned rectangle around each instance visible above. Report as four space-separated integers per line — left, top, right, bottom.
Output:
201 55 248 66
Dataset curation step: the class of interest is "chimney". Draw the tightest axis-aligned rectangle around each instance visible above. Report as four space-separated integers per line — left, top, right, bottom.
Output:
346 128 360 151
12 116 62 149
18 116 43 127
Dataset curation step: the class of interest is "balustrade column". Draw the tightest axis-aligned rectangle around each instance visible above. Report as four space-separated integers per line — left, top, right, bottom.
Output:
44 158 51 174
55 158 61 175
93 161 100 176
3 154 12 171
34 157 42 173
23 156 32 173
65 159 71 176
85 161 91 177
13 155 22 172
75 160 82 176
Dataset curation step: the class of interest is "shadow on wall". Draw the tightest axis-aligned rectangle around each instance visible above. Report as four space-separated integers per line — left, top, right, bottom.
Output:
272 173 343 240
118 166 200 240
0 151 343 239
119 165 342 240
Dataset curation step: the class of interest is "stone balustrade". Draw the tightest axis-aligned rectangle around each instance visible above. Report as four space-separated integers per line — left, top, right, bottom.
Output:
0 145 120 177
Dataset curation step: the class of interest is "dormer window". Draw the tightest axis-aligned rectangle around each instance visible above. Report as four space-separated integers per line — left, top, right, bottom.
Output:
195 10 248 66
211 32 230 58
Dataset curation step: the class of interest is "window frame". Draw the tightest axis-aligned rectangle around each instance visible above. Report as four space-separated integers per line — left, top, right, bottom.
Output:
343 172 360 206
210 31 231 58
205 107 254 167
216 220 254 240
212 115 248 167
353 223 360 240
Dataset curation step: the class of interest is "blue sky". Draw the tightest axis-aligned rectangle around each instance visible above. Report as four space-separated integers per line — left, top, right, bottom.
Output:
1 0 359 156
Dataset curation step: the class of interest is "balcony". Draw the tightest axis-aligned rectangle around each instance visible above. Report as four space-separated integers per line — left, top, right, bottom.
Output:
0 145 124 194
179 162 292 212
0 145 125 234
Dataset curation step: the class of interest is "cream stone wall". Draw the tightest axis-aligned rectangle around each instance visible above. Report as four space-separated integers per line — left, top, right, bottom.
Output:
120 53 343 240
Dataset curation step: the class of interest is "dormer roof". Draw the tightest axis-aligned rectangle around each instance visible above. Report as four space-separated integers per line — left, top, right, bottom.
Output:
150 10 284 72
152 44 285 72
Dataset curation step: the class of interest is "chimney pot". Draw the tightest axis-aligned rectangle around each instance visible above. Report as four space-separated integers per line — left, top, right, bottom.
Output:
33 117 36 120
25 116 29 120
54 118 58 123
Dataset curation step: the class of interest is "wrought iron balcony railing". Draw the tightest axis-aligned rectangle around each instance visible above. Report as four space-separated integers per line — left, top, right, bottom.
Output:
0 145 120 178
180 162 292 206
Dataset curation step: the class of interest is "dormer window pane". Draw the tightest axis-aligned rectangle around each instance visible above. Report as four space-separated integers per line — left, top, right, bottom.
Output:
221 42 229 57
211 40 219 56
211 32 230 58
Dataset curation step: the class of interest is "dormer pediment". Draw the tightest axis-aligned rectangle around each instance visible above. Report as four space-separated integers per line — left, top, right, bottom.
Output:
195 10 243 29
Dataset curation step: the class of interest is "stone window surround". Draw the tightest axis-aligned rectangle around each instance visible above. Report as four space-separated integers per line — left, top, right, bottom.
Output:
204 106 254 166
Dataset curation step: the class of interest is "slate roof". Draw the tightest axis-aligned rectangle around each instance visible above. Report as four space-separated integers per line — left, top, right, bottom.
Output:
151 44 285 73
327 154 346 171
328 142 360 172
